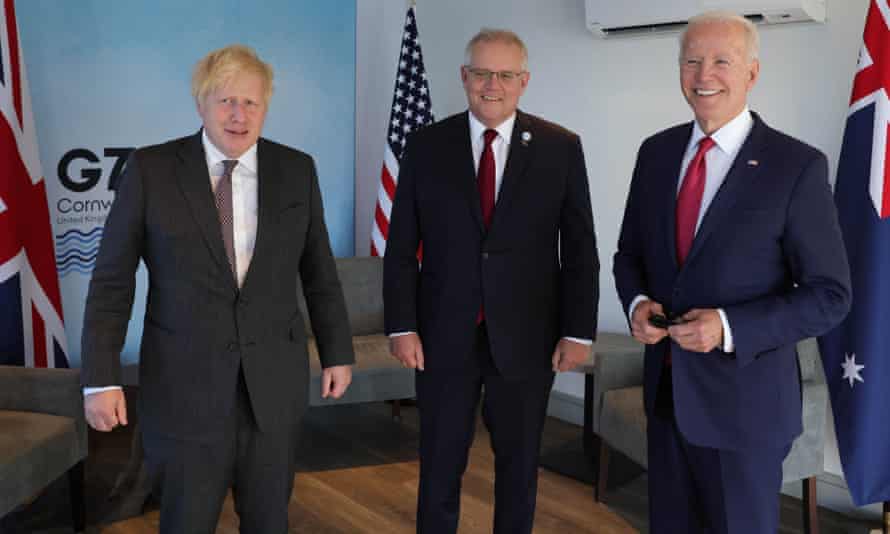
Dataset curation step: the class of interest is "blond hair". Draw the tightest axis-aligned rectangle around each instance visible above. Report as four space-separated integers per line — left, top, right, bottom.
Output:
464 28 529 71
191 44 274 104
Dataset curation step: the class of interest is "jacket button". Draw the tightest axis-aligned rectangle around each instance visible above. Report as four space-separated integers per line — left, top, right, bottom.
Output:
482 252 489 260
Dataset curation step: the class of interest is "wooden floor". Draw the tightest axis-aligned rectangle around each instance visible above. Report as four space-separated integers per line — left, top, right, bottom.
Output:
97 403 636 533
3 399 881 533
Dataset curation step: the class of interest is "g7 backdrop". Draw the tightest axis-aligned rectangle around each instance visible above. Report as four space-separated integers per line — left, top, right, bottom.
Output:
17 0 356 367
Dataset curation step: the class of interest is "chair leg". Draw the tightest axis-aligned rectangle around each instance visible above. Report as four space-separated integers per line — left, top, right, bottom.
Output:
802 476 819 534
68 460 86 533
595 439 610 503
391 399 401 422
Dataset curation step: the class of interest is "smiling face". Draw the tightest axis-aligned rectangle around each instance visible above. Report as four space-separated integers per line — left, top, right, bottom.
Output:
197 71 268 158
461 40 529 129
680 20 759 134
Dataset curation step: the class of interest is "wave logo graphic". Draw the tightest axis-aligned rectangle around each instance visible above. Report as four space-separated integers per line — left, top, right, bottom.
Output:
55 227 102 277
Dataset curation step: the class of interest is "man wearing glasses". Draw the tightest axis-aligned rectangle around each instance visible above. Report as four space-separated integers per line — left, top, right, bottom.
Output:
384 28 598 534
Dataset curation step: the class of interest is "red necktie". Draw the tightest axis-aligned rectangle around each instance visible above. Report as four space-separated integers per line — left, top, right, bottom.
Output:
675 136 715 266
477 129 497 324
478 129 497 228
666 137 714 367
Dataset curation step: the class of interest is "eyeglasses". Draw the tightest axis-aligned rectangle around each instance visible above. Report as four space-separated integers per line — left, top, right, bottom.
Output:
464 67 526 84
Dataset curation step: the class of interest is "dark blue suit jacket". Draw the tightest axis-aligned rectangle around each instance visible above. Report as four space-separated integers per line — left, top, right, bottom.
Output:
384 111 598 378
613 113 851 451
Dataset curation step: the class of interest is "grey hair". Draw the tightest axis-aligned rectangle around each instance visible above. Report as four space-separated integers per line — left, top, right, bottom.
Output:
679 11 760 62
464 28 529 71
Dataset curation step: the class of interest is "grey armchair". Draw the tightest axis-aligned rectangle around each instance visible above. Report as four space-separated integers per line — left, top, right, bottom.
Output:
593 336 828 534
302 256 415 416
0 365 87 532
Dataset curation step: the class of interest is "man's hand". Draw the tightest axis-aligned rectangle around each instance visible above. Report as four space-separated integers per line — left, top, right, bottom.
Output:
669 308 724 353
389 333 425 371
631 299 670 345
321 365 352 399
551 338 593 372
84 389 128 432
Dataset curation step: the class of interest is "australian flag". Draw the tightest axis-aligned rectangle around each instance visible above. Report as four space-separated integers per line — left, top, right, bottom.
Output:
0 0 69 368
818 0 890 506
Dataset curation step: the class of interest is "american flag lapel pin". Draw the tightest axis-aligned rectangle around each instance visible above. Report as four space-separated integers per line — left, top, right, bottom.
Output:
747 159 759 166
521 131 532 146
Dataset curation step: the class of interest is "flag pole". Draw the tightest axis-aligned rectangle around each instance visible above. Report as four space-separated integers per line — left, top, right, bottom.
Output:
882 501 888 534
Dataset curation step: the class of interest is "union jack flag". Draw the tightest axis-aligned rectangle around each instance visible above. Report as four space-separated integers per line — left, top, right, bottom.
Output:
0 0 68 368
370 5 434 257
818 0 890 506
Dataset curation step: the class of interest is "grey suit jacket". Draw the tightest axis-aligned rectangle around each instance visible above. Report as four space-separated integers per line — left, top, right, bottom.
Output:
81 131 354 440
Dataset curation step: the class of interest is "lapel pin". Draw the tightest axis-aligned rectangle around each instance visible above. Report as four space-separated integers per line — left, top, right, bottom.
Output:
521 131 532 146
747 159 759 166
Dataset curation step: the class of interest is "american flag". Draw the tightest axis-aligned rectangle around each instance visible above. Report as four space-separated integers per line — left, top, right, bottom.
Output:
0 0 69 368
370 4 434 257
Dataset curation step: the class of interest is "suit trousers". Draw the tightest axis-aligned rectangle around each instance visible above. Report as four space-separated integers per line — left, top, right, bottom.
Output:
142 367 300 534
415 323 555 534
647 408 791 533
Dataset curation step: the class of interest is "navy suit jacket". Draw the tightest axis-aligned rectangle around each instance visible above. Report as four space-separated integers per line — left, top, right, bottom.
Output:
384 111 598 378
613 113 851 451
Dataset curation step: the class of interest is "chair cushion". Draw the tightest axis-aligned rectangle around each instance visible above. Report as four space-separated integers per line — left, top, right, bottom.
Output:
0 410 81 517
599 386 648 468
334 257 385 336
307 335 415 406
298 257 385 337
782 381 828 483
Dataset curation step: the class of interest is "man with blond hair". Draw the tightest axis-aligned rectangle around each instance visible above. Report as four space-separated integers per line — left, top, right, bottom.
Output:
385 28 598 533
81 44 354 532
613 12 850 532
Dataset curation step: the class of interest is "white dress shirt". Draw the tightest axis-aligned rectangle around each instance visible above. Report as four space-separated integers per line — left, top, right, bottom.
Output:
85 132 260 395
468 111 514 201
203 130 259 288
392 111 591 347
629 108 754 353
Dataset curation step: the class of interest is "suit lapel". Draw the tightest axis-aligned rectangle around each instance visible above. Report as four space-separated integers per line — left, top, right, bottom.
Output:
240 138 283 294
174 131 235 288
489 111 532 234
454 112 486 233
684 114 769 266
660 123 694 269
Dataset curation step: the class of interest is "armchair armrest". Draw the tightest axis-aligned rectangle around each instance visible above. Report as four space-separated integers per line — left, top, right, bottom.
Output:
591 333 645 433
0 365 88 451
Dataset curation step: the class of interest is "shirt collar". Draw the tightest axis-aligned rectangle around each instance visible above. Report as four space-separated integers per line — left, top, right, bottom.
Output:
468 111 516 146
201 128 259 176
688 107 753 155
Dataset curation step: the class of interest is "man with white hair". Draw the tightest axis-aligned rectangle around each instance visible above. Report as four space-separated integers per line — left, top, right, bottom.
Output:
613 12 850 532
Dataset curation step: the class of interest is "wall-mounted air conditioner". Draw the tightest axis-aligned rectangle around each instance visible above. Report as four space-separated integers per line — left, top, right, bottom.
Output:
585 0 826 38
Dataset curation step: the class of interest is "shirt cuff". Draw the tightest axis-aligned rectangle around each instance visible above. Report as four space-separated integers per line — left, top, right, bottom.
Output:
84 385 122 396
628 294 650 324
389 331 415 337
563 336 592 345
717 308 734 353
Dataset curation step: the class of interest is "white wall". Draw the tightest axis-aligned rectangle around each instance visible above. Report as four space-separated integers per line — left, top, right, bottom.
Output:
355 0 877 517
